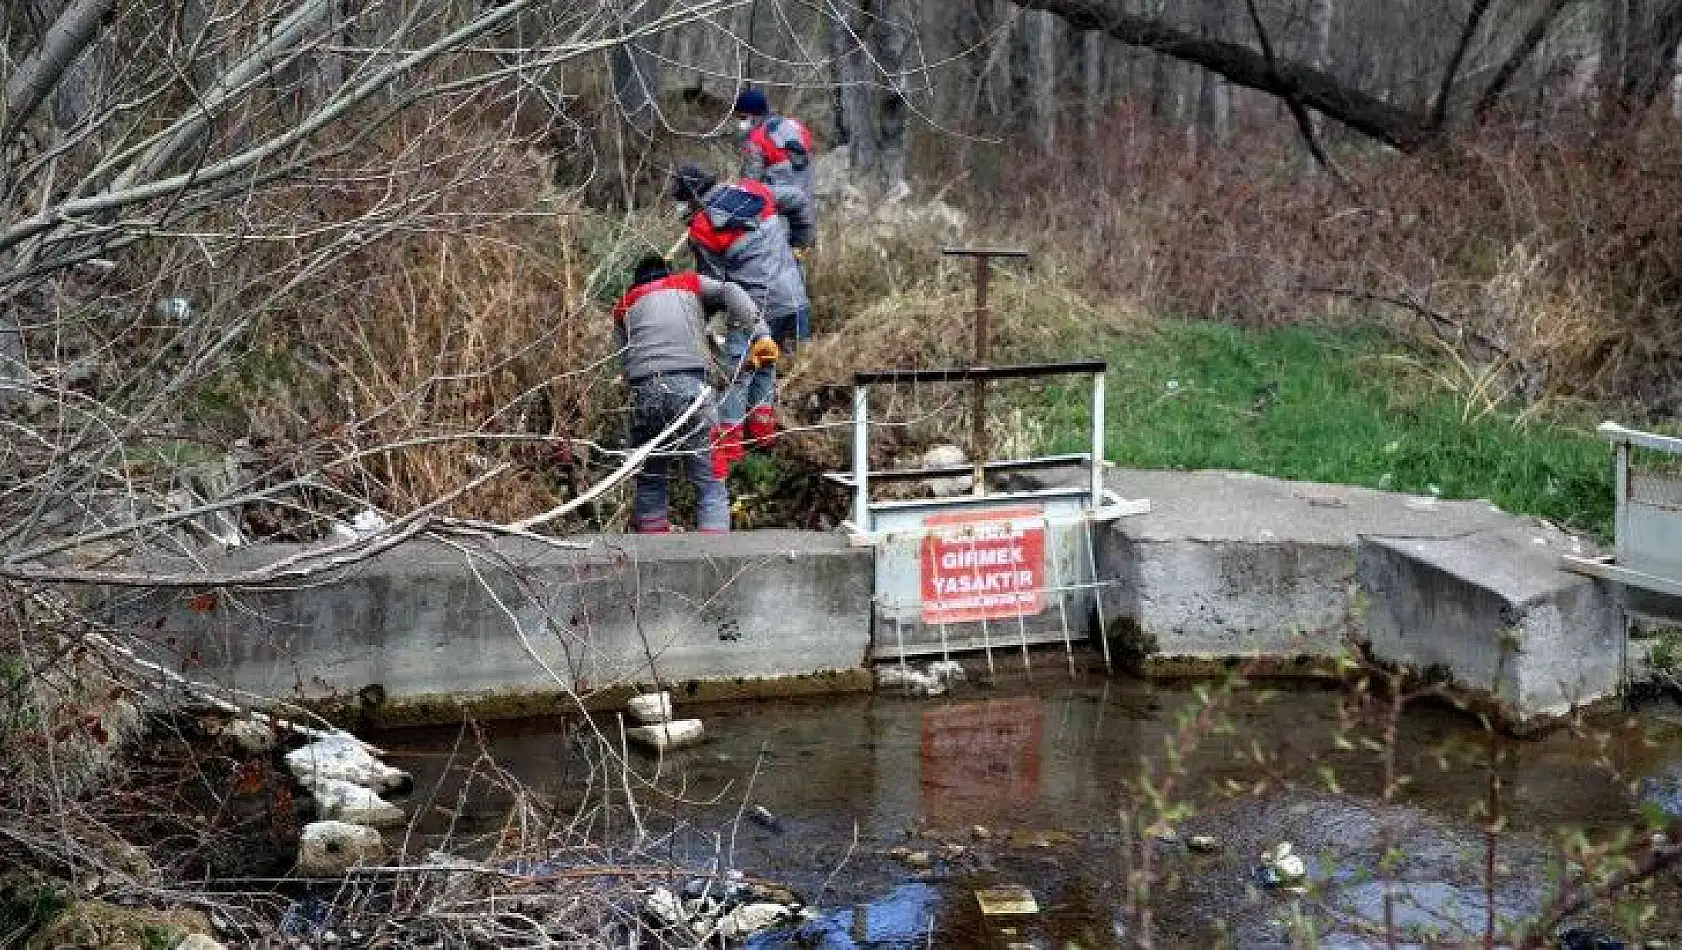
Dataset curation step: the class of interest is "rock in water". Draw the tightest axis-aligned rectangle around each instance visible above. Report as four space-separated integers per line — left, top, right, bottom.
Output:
297 821 385 876
286 734 412 793
307 778 405 829
748 804 785 834
1557 927 1626 950
625 719 704 751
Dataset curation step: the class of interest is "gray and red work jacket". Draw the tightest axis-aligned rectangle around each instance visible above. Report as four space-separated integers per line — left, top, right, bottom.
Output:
685 180 812 322
612 271 767 384
741 115 816 213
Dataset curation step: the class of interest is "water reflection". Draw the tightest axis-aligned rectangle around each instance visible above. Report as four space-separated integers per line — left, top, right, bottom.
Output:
742 883 939 949
921 698 1044 825
371 668 1682 946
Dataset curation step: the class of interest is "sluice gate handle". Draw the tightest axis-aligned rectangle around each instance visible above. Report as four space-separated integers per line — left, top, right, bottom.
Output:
942 247 1031 497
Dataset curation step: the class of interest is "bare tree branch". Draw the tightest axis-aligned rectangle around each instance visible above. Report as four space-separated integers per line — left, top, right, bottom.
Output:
1473 0 1580 119
1012 0 1439 151
1431 0 1494 130
1241 0 1348 187
0 0 117 149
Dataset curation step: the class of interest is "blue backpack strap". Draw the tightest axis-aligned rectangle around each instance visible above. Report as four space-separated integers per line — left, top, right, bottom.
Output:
703 185 769 231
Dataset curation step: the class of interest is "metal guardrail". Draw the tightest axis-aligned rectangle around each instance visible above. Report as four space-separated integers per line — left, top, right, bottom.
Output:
854 360 1109 385
1562 422 1682 599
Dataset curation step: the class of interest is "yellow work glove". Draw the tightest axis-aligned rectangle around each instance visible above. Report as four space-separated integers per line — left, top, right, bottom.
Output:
749 337 781 369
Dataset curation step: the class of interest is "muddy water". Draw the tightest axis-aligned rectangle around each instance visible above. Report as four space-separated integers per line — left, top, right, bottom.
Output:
371 658 1682 947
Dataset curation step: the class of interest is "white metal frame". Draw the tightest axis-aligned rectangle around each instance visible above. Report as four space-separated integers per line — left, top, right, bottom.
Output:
1562 421 1682 599
832 361 1148 672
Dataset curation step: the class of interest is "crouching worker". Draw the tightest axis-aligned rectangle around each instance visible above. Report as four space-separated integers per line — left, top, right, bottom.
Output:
614 255 774 533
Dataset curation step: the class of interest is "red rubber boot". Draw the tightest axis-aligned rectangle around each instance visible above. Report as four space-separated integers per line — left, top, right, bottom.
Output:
710 423 745 480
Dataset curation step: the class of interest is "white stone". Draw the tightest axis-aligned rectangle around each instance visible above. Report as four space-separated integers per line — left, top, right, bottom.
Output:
307 778 405 829
297 821 385 876
715 902 793 939
286 735 411 793
625 719 705 751
645 886 685 928
626 691 673 724
920 444 973 498
174 935 227 950
876 665 946 697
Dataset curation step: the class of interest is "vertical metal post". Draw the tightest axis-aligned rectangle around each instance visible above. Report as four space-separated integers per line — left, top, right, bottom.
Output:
943 247 1027 495
1085 522 1113 673
970 255 991 496
1614 438 1630 566
852 385 870 532
1614 436 1630 701
1090 369 1107 508
1044 514 1074 676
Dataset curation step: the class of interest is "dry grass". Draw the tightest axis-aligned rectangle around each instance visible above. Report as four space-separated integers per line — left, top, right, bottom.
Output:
946 104 1682 420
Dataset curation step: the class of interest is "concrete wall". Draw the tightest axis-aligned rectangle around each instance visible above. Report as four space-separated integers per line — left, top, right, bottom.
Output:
106 531 873 717
93 467 1633 733
1093 470 1625 731
1359 527 1623 731
1101 533 1354 662
1094 470 1517 668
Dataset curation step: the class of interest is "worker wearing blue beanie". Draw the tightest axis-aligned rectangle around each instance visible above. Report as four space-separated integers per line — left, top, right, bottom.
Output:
731 87 816 349
734 88 770 117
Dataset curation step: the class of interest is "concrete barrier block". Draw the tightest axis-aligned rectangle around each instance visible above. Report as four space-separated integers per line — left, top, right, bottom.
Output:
112 531 873 715
1097 470 1514 669
1358 526 1622 731
1102 533 1355 663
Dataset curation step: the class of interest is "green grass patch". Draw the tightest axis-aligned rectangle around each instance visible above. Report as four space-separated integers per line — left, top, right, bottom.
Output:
1038 320 1613 537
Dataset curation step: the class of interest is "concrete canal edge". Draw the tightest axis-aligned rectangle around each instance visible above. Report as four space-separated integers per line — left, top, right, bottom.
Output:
1098 470 1629 734
103 530 876 728
99 471 1659 733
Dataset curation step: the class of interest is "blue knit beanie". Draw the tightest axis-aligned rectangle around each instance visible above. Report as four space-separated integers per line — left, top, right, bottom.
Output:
632 255 670 287
734 88 769 117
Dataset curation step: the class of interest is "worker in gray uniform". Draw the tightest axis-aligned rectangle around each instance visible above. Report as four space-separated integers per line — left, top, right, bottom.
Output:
670 161 811 477
734 88 817 232
612 255 774 532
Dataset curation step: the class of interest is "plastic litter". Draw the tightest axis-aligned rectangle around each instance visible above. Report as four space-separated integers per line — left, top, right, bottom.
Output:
625 718 705 751
627 691 674 724
925 659 966 686
747 804 784 834
1255 841 1307 891
974 885 1039 916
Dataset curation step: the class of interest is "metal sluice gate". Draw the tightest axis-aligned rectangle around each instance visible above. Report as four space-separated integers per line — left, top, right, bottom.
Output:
824 359 1149 676
1563 422 1682 600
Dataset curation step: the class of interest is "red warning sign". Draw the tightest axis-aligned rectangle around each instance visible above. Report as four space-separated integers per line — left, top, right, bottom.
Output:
919 506 1047 623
